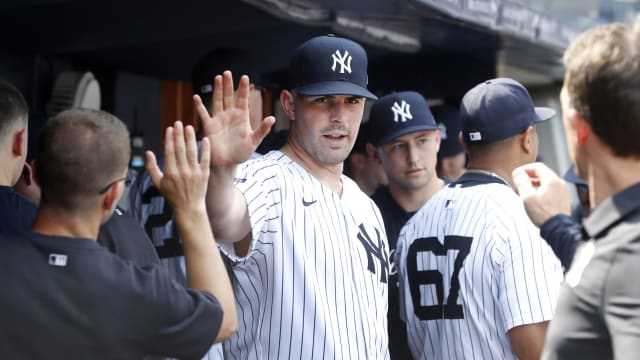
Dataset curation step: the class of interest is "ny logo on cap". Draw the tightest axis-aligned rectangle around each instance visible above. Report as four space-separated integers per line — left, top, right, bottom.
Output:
331 50 352 74
391 100 413 123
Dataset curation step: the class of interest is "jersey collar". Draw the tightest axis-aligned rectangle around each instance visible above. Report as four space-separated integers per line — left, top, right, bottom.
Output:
449 170 510 188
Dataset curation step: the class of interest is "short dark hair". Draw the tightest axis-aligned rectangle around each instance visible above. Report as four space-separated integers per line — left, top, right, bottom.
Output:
36 108 130 210
0 80 28 141
563 20 640 156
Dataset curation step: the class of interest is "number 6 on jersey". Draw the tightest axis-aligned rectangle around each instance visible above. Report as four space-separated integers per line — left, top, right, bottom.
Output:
406 235 472 320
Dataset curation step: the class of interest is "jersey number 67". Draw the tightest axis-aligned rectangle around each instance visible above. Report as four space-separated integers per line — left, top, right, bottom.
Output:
407 236 472 321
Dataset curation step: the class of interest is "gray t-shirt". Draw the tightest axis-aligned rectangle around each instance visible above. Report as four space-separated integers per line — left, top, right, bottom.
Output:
543 183 640 359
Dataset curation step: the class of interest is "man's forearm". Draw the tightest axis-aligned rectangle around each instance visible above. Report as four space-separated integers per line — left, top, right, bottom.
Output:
206 166 251 244
175 206 237 342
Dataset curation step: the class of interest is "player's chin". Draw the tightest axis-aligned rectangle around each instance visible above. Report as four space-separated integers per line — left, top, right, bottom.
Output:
316 150 348 165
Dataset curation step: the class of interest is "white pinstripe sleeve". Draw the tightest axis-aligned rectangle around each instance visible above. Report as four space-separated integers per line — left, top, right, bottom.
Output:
218 157 280 262
495 201 563 331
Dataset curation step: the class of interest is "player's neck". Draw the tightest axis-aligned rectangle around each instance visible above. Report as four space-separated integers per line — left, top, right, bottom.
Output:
584 149 640 207
389 177 445 213
281 143 344 196
32 205 101 240
465 163 514 189
0 154 20 186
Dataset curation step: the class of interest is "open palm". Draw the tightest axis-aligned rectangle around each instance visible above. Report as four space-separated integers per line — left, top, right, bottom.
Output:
194 71 275 167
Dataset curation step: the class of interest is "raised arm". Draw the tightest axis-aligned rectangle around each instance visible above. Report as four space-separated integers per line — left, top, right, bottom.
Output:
513 162 584 268
194 71 275 248
512 162 571 226
146 121 236 343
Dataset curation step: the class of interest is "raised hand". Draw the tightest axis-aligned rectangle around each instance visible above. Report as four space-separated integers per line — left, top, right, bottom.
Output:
512 162 571 226
194 71 275 168
145 121 211 214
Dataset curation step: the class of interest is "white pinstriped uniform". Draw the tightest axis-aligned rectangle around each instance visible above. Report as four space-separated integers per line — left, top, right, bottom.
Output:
220 150 390 360
396 174 563 359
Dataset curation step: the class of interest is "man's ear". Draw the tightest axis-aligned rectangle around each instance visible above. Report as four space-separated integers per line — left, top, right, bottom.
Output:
280 90 295 120
101 180 124 214
22 162 34 185
12 128 26 157
521 125 535 154
572 111 592 145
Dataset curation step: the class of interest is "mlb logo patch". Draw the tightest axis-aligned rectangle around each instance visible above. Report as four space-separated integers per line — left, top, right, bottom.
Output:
48 253 68 267
469 132 482 141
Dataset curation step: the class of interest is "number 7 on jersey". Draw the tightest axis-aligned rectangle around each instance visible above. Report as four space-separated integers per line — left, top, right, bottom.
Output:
407 235 472 320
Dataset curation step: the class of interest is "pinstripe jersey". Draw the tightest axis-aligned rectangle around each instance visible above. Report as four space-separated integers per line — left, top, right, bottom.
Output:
396 172 563 359
220 150 390 360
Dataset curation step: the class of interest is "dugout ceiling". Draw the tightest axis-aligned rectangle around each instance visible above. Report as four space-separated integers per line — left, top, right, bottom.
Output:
0 0 584 100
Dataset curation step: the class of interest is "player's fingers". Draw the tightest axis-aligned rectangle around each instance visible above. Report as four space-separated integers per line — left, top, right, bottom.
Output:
184 125 198 166
251 116 276 146
199 137 211 173
517 162 560 185
512 167 538 198
212 75 223 115
194 95 212 124
235 75 250 110
222 71 235 110
172 121 187 169
163 126 176 173
145 150 164 188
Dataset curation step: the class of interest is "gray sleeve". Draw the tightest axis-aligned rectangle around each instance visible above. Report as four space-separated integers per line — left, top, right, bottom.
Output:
603 236 640 357
140 266 224 360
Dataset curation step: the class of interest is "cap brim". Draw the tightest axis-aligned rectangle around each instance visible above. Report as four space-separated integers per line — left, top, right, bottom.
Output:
295 81 377 100
534 107 556 122
374 125 440 147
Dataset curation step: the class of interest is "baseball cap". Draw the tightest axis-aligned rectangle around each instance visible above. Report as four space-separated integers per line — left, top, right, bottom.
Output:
368 91 439 146
191 48 259 99
432 105 464 159
460 77 555 144
288 35 377 100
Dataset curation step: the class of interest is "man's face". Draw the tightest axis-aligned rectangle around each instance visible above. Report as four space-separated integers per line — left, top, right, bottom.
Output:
291 94 366 165
377 129 441 191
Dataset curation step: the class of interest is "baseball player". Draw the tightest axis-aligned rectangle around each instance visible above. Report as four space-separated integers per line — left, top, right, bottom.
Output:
128 48 263 359
196 35 390 359
366 91 445 359
0 111 236 358
396 78 563 360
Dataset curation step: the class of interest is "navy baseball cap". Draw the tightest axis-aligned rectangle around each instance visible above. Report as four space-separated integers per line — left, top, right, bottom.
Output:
288 35 377 100
432 105 464 159
368 91 439 146
460 78 555 144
